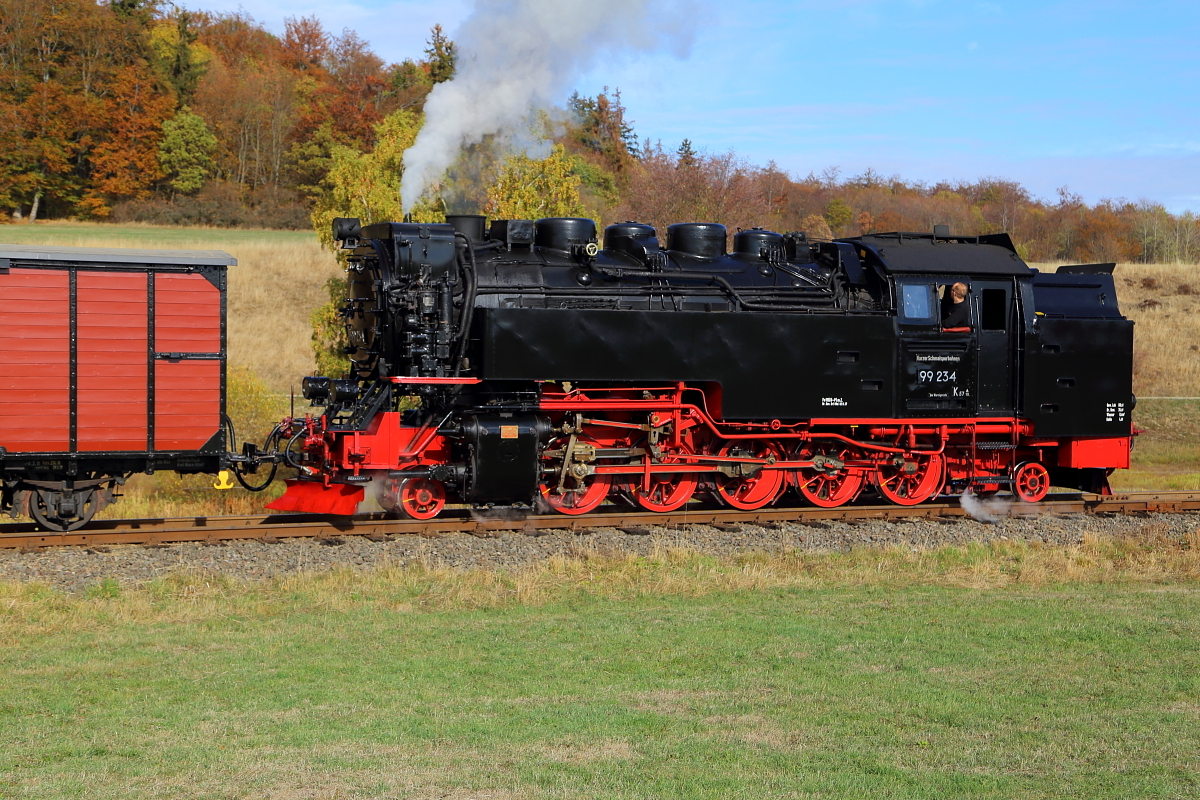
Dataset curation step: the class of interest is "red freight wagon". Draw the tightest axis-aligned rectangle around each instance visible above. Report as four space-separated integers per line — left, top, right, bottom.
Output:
0 244 234 530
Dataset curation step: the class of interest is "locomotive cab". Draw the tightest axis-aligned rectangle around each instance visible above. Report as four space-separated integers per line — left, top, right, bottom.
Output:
852 232 1030 419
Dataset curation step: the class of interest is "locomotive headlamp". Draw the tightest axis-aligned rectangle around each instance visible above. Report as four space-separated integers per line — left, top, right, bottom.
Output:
330 380 359 404
331 217 361 246
302 376 331 403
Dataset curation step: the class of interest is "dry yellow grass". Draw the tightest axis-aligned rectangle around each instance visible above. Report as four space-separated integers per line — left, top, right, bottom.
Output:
224 240 340 392
3 529 1198 638
1033 261 1200 397
1117 265 1200 397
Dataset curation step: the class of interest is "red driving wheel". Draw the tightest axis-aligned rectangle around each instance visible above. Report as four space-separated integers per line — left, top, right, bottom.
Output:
792 446 865 508
630 446 698 513
876 452 945 506
540 473 611 515
715 441 786 510
397 477 446 520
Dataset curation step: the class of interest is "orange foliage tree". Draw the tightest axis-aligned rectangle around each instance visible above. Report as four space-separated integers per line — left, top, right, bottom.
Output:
82 64 174 215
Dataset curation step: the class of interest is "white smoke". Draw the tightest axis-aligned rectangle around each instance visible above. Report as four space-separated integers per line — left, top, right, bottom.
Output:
958 489 1014 523
359 475 389 514
400 0 697 214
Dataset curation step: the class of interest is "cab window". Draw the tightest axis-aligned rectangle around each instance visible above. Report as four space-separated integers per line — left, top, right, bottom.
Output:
980 288 1007 331
899 284 935 322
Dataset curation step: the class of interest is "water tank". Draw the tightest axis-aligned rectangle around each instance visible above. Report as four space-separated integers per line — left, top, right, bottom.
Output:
534 217 596 251
733 228 784 258
667 223 726 258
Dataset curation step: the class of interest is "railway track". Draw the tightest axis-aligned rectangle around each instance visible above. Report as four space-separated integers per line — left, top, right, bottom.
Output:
2 491 1198 551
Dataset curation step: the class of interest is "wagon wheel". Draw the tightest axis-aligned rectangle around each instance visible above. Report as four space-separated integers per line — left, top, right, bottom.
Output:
540 473 611 515
382 477 445 520
1012 462 1050 503
715 441 786 511
29 489 99 532
792 445 865 508
876 452 946 506
630 446 698 513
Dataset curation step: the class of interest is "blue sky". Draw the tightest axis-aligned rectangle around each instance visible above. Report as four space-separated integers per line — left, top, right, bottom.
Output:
198 0 1200 212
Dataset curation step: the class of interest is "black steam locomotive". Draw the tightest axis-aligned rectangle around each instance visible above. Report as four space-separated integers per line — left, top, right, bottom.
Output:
266 214 1133 518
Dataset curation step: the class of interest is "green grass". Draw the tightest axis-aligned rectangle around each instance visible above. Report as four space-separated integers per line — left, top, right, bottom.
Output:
0 220 315 249
3 542 1200 799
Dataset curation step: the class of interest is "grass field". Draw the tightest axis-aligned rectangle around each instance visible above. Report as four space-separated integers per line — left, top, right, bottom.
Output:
2 540 1200 799
1111 263 1200 399
1112 398 1200 492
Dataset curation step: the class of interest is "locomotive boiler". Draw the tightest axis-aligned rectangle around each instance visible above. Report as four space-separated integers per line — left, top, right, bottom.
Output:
265 214 1134 518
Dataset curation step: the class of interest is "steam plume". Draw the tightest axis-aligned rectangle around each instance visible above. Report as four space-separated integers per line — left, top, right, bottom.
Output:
400 0 696 214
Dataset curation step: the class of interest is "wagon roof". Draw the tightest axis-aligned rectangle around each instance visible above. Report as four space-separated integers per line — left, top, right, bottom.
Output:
0 243 236 267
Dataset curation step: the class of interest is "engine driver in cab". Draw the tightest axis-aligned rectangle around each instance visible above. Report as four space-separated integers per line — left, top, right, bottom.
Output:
942 282 970 329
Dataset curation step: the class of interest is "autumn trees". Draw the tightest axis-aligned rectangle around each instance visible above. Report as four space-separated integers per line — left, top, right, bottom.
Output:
0 1 456 224
0 0 163 218
613 141 770 235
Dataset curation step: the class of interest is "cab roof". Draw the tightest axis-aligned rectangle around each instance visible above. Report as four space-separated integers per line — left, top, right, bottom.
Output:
839 232 1031 277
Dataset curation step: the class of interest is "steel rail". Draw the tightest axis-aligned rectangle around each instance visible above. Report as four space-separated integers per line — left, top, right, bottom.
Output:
1 491 1198 551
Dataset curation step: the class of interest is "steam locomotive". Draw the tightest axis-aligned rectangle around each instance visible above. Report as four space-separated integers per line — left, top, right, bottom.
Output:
264 214 1134 518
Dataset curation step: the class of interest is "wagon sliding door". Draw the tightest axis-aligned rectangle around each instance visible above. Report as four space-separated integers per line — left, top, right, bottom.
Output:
152 273 223 453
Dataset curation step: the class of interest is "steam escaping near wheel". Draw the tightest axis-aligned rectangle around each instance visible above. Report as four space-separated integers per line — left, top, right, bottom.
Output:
959 490 1013 523
470 506 533 522
399 0 696 214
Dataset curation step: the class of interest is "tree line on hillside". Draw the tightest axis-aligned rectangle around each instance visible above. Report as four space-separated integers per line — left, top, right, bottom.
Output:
2 0 1198 265
0 0 454 226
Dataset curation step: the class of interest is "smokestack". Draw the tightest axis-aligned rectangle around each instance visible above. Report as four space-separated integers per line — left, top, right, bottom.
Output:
400 0 696 215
